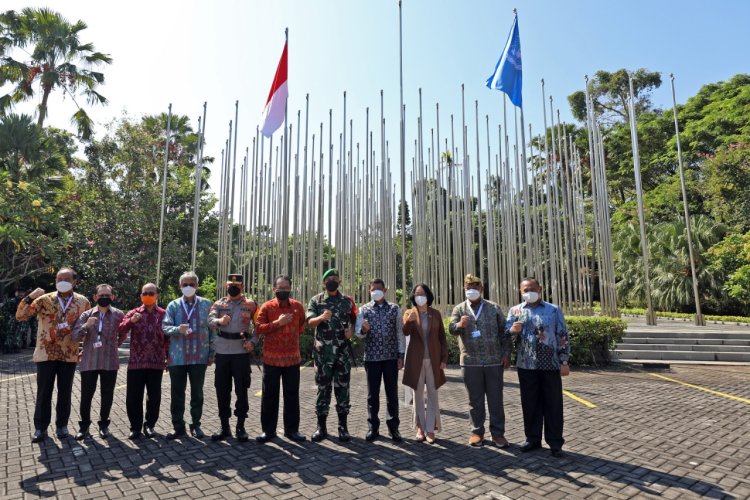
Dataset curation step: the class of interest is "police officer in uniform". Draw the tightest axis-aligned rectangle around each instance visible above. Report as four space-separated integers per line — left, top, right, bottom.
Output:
208 273 258 442
306 269 358 442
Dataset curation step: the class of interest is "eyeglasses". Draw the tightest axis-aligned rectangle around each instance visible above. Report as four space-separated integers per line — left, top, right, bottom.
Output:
182 283 197 288
141 291 157 296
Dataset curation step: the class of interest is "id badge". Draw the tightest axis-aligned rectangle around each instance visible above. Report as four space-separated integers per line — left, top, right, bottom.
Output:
57 321 69 330
93 341 103 349
471 330 482 338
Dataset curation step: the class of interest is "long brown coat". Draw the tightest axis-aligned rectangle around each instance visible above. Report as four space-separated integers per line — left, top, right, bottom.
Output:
402 306 449 390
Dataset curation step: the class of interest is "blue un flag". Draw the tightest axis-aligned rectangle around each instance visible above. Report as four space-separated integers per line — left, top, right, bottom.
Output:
486 14 522 108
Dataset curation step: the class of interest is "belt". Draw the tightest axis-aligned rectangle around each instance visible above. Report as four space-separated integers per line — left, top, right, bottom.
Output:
218 331 245 340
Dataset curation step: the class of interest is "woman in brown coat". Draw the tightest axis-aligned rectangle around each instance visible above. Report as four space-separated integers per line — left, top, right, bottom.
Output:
402 283 448 443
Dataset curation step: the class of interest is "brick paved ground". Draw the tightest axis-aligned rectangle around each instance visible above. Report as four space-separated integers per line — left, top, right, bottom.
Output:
0 351 748 499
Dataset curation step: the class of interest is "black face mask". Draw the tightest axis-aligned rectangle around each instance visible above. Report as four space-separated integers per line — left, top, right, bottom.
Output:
228 285 242 297
325 280 339 292
275 291 291 301
97 297 112 307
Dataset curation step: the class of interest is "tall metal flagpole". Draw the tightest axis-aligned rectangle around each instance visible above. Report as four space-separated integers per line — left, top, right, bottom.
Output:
191 101 207 271
628 74 657 326
155 103 172 288
398 0 408 300
670 74 704 326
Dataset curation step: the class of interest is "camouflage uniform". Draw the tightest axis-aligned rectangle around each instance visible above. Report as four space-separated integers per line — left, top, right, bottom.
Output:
306 291 358 416
1 298 30 353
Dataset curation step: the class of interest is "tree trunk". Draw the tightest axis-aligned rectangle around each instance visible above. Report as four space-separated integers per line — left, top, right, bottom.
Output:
37 85 51 128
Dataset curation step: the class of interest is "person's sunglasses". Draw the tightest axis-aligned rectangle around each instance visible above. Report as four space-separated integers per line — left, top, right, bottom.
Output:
141 291 157 296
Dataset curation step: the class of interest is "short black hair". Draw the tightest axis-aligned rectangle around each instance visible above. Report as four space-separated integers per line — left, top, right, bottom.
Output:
274 275 292 287
409 282 434 307
370 278 386 288
520 277 540 287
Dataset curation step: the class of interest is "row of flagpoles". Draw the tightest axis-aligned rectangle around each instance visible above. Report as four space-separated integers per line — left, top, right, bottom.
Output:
152 6 704 324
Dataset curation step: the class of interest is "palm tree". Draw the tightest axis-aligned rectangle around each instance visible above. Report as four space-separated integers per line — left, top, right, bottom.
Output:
0 8 112 140
0 113 69 182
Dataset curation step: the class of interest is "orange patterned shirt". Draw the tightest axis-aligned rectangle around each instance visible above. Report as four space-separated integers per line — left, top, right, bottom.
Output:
255 298 306 367
16 292 91 363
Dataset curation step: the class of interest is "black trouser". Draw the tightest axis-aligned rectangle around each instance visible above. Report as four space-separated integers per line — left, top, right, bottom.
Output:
214 353 251 422
365 359 400 432
79 369 118 428
126 368 163 432
34 361 77 431
517 368 564 449
462 365 505 437
260 363 301 435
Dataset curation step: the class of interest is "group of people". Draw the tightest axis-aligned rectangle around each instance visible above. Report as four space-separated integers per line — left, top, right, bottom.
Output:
0 288 36 353
13 265 571 457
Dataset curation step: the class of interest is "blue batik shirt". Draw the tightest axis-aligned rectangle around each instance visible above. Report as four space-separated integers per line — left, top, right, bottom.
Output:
355 300 405 362
506 301 570 370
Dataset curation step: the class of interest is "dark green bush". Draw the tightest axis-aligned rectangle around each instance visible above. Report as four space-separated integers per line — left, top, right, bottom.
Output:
566 316 626 366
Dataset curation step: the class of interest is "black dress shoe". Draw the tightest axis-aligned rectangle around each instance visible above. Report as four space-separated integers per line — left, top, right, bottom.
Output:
128 431 142 440
211 427 232 441
56 426 69 439
284 431 306 442
255 432 276 443
389 429 403 442
550 448 563 458
75 428 90 441
365 430 379 442
143 425 156 438
166 428 186 441
190 425 205 439
520 441 542 452
98 426 111 439
236 426 249 442
31 429 47 443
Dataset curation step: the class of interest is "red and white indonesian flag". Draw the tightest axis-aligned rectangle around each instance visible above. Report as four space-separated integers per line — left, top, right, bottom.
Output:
260 41 288 137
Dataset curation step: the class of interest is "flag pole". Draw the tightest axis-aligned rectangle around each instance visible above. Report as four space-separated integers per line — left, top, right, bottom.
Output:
670 74 704 326
398 0 408 301
628 74 657 326
155 103 172 289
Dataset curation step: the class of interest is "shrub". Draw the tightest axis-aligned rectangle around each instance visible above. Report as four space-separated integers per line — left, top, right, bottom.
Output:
566 316 627 366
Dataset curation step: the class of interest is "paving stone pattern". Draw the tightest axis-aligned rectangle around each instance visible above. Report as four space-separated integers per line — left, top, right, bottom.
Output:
0 351 748 499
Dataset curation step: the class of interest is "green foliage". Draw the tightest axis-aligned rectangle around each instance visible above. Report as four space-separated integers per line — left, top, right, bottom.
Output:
703 144 750 232
618 307 750 324
566 316 626 366
0 8 112 139
706 231 750 314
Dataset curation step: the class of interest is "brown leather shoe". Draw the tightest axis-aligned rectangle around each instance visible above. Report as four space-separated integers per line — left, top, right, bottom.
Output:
469 434 483 446
492 434 509 448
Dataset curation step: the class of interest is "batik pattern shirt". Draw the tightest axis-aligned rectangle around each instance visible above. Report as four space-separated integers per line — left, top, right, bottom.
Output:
355 300 405 362
119 305 168 370
16 292 90 363
449 299 511 367
163 296 215 366
255 298 307 367
506 301 570 370
72 307 127 372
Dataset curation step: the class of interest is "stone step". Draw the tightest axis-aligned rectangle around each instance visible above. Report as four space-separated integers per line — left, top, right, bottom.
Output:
620 337 750 346
615 343 750 353
614 349 750 362
623 330 750 340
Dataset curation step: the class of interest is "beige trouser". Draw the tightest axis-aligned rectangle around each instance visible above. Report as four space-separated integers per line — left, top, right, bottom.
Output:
412 358 441 433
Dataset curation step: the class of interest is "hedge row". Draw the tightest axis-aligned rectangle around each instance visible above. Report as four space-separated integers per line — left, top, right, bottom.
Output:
295 315 626 367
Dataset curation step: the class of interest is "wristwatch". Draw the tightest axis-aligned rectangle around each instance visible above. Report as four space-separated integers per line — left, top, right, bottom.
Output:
24 296 34 304
561 361 568 366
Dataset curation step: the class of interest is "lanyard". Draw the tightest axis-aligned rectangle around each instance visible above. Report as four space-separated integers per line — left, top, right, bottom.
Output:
181 298 197 323
57 295 73 320
466 300 485 322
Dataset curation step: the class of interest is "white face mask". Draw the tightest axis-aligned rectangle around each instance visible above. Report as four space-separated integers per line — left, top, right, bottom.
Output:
370 290 385 302
414 296 428 307
522 291 539 304
181 286 197 298
56 281 73 293
465 289 481 302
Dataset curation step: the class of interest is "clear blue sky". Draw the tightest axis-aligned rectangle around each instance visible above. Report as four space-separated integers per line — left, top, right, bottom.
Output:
4 0 750 200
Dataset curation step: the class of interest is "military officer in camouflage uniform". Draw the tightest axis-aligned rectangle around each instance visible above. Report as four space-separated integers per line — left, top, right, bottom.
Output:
1 289 32 353
306 269 358 442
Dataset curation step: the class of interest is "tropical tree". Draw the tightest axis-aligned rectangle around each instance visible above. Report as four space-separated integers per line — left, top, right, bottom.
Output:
0 113 70 182
0 7 112 140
